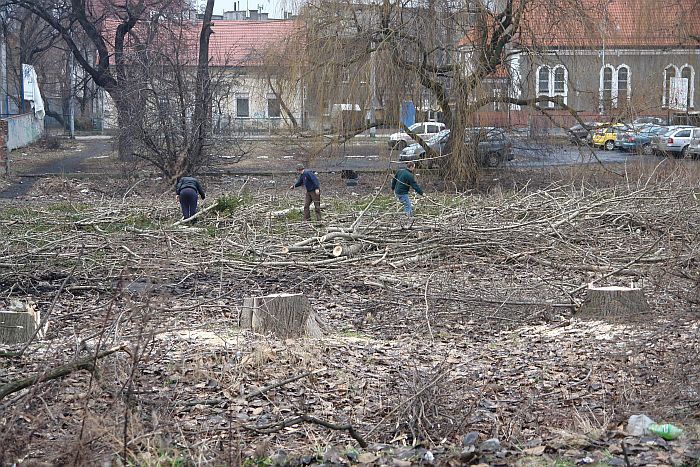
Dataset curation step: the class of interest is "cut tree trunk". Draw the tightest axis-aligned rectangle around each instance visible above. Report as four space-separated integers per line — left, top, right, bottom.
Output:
332 243 364 258
240 293 323 338
578 286 649 318
0 302 43 345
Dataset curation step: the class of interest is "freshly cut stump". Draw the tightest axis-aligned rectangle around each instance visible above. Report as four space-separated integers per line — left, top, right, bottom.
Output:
240 293 323 338
578 286 649 317
0 301 43 345
332 243 364 258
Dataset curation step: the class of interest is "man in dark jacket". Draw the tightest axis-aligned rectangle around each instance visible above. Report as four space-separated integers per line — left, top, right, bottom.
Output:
392 161 423 217
175 176 206 222
291 163 321 221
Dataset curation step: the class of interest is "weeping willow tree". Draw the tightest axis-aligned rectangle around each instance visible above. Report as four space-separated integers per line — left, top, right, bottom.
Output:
285 0 699 183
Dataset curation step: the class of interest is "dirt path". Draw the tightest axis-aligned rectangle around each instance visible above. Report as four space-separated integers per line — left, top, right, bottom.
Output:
0 136 112 199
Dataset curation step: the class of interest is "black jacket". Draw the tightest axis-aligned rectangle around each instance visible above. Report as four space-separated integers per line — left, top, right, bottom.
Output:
175 177 206 199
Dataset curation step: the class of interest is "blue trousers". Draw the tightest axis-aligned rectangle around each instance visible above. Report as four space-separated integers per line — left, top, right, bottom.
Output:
179 187 198 220
397 193 413 216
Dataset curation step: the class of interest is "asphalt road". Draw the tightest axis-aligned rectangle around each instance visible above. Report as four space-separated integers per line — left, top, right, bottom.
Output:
315 139 663 172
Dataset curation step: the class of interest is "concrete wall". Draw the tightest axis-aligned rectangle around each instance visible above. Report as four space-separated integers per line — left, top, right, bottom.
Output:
3 113 45 151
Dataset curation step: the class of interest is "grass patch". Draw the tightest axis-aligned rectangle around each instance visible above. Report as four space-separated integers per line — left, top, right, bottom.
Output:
214 193 254 213
331 194 397 214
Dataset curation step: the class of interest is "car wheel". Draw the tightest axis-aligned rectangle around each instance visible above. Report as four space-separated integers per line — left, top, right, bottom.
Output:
485 152 501 168
641 144 653 156
397 141 407 151
681 145 689 158
604 140 615 151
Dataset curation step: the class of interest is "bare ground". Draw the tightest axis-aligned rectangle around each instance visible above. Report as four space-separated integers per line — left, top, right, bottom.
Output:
0 144 699 466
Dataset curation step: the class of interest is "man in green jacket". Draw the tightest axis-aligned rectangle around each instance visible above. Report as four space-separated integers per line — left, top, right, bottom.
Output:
391 161 423 217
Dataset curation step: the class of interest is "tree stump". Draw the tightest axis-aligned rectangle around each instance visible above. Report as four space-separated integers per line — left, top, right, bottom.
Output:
0 300 43 345
578 286 649 318
240 293 323 338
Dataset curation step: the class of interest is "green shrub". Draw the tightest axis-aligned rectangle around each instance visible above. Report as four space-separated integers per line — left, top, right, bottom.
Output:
214 193 253 213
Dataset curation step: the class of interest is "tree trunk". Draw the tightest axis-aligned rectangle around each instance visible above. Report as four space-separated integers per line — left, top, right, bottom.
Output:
332 243 364 257
578 286 649 318
0 303 43 345
186 0 215 174
240 293 323 338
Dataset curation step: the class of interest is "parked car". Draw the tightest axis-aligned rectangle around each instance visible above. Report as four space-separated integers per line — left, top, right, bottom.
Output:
655 126 696 157
399 127 512 168
568 121 598 144
633 116 667 126
388 121 446 150
592 123 630 150
688 128 700 159
619 125 668 155
650 125 688 154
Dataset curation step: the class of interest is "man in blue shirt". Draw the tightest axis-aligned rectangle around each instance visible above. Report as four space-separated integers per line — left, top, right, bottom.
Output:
291 163 321 221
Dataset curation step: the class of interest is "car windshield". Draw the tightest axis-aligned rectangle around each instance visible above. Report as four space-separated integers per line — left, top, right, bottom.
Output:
408 123 422 132
428 129 450 144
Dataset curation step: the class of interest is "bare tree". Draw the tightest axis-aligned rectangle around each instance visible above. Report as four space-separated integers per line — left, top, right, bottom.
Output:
295 0 614 182
0 0 223 177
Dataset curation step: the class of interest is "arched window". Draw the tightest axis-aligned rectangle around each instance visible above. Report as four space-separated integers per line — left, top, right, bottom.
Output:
536 65 568 108
617 65 630 104
600 64 632 111
681 65 695 109
601 65 614 111
664 65 679 108
537 66 550 95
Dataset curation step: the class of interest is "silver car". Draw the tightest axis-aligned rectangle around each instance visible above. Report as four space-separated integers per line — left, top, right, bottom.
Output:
688 128 700 160
650 126 690 155
657 126 696 157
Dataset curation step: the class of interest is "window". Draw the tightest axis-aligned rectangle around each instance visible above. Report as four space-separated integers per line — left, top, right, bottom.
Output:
599 65 631 110
426 124 440 133
664 64 695 109
267 97 281 118
601 66 614 111
676 129 691 138
538 66 550 94
492 88 505 111
236 95 250 118
617 66 629 105
536 65 568 108
681 65 695 109
554 67 566 93
664 65 678 108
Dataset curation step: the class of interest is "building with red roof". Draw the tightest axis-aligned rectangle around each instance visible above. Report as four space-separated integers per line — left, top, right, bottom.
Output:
510 0 700 121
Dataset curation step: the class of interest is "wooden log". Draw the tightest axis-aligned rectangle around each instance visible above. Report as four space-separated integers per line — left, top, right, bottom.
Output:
0 301 44 345
331 243 364 258
578 285 649 318
239 293 323 338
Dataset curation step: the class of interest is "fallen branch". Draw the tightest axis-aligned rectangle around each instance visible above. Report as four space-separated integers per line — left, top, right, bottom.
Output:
172 201 220 227
247 414 368 448
246 369 323 400
0 345 127 401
